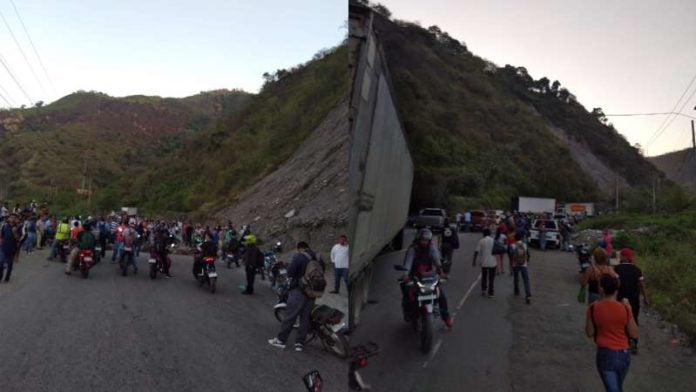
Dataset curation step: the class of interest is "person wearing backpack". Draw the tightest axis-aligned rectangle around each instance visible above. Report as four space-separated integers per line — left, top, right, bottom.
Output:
512 233 532 304
241 234 264 295
585 274 639 392
269 241 326 352
440 226 459 275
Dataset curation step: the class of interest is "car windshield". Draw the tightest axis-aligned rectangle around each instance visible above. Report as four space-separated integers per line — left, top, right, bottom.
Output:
472 211 485 217
534 220 558 230
421 209 443 216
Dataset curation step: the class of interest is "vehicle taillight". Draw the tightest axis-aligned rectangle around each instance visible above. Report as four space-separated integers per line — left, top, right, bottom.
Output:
358 357 368 368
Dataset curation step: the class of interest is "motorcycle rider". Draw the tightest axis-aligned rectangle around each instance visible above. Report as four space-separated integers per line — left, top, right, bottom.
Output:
49 217 71 261
225 231 241 267
242 234 264 295
440 224 460 274
193 232 217 278
65 221 96 275
401 228 454 328
153 227 173 278
120 223 137 274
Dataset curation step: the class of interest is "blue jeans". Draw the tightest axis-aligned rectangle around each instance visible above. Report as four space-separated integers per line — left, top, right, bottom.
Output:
596 347 630 392
334 267 348 292
539 234 547 250
24 232 36 252
513 266 531 297
111 241 123 262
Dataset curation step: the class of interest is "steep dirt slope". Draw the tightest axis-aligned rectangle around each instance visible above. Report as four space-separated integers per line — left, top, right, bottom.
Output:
650 148 696 189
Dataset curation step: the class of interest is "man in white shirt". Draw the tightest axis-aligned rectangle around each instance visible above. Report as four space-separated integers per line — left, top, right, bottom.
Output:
329 235 349 294
473 228 497 297
464 210 472 232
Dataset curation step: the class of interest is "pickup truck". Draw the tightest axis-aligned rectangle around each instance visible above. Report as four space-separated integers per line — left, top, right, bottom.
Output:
413 208 447 232
529 219 561 248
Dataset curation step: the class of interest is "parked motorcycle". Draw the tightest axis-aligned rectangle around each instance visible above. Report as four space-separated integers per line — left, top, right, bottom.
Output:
349 342 380 391
274 301 349 359
193 254 217 293
394 265 441 353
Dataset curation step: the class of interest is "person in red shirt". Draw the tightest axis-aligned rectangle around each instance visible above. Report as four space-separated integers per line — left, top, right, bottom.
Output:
585 274 639 392
70 221 82 240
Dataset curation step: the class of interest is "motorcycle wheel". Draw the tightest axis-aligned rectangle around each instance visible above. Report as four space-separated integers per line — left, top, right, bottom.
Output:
150 263 157 280
210 277 217 294
80 265 89 279
323 330 350 359
420 312 434 354
226 260 232 269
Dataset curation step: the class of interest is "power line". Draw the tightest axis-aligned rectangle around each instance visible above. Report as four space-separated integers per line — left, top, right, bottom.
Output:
9 0 54 93
605 111 696 120
647 87 696 148
0 89 12 107
0 52 32 105
646 71 696 147
0 9 45 94
0 83 16 106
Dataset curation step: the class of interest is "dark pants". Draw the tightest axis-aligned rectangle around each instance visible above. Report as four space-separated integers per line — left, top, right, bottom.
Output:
244 265 256 293
513 266 532 298
0 248 16 281
277 288 314 345
596 347 631 392
157 251 170 275
481 267 496 295
334 267 348 292
98 234 107 257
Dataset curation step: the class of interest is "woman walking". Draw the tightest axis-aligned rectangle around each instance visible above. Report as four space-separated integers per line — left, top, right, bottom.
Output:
585 274 639 392
579 247 617 304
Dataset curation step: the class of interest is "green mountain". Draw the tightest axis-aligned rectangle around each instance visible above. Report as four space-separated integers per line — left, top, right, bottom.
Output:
371 13 665 211
649 148 696 190
0 44 348 217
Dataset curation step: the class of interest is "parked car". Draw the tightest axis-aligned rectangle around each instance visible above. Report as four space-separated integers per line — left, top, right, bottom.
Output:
413 208 447 232
529 219 561 248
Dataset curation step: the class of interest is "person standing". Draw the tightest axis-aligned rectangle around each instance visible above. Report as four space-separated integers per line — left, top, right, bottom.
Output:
512 233 532 304
268 241 325 352
0 213 20 282
23 216 37 254
463 210 471 232
614 248 649 354
473 229 496 297
241 234 263 295
329 235 349 294
538 217 548 251
585 274 639 392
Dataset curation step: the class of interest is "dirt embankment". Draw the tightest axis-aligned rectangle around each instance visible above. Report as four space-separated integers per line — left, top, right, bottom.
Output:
507 250 695 391
214 100 349 256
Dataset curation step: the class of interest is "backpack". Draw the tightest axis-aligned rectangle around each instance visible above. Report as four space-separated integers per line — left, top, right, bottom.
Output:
514 241 527 266
300 252 326 298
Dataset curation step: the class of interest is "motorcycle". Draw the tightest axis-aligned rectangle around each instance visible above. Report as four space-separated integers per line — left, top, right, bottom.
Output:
59 240 71 263
577 243 591 273
274 300 350 359
349 342 380 391
119 244 137 276
94 244 102 264
148 249 172 280
394 265 441 354
225 251 240 269
193 254 217 293
78 249 96 279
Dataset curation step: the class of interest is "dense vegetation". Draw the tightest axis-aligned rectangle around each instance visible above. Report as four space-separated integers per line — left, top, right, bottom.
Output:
372 14 662 212
578 212 696 344
0 43 347 217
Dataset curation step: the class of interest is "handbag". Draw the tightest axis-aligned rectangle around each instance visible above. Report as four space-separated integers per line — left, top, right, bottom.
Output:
492 241 507 255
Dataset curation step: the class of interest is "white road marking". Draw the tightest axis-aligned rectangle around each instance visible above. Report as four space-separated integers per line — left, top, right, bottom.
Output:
423 274 481 368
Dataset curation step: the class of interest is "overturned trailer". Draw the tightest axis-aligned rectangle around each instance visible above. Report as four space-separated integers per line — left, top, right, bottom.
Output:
348 2 414 329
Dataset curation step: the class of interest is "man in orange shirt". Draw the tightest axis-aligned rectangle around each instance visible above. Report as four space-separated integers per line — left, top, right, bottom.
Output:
70 221 82 240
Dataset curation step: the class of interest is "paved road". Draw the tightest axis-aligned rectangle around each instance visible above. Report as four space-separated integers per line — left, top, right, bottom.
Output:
0 249 347 392
351 230 513 392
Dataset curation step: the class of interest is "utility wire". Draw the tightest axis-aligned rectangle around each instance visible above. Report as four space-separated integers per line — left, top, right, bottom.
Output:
0 89 12 107
646 71 696 147
9 0 54 92
605 112 696 120
0 82 16 106
0 8 44 94
0 52 32 105
647 87 696 148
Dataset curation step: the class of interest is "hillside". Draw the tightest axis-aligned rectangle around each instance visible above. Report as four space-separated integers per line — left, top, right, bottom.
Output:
0 89 250 212
649 148 696 189
371 13 664 211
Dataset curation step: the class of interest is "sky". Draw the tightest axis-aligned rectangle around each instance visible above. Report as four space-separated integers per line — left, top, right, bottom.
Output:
379 0 696 157
0 0 344 105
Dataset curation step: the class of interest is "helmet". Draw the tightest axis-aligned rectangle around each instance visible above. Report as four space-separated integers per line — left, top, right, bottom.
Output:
443 228 453 237
245 234 257 246
417 228 433 242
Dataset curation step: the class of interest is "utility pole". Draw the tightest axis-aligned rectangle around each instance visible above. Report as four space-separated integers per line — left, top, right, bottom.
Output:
615 176 619 211
652 175 656 214
691 120 695 149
